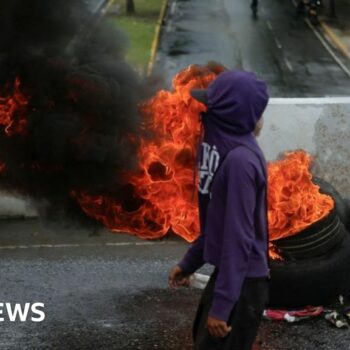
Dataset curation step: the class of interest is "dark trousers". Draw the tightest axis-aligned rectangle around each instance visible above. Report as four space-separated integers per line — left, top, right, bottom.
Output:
193 270 269 350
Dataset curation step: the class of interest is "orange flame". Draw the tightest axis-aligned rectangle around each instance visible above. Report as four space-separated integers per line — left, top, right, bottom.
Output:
268 151 334 241
0 162 5 174
74 65 223 240
0 68 333 261
75 66 334 257
0 78 29 136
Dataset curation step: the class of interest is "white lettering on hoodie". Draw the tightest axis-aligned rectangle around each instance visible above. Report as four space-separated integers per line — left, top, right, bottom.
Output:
198 142 220 194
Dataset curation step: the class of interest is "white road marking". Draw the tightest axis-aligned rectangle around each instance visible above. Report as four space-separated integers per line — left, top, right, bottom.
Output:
304 18 350 79
269 96 350 104
266 17 290 70
284 58 294 72
166 0 177 33
267 21 273 31
170 1 177 16
166 19 174 33
274 38 283 50
0 241 179 250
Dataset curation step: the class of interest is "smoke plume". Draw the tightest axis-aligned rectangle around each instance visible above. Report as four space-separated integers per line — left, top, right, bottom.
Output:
0 0 146 225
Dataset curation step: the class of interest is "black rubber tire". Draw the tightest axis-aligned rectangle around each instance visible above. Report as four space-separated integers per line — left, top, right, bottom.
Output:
269 232 350 308
273 208 346 260
273 177 349 260
343 198 350 232
313 177 348 228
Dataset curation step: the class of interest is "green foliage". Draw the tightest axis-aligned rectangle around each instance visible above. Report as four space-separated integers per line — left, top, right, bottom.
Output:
111 0 163 72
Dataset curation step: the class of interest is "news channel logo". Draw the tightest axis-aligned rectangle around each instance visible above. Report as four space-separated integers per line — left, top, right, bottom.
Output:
0 303 45 322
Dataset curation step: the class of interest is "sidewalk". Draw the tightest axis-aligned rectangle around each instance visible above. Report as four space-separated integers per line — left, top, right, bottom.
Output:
320 0 350 61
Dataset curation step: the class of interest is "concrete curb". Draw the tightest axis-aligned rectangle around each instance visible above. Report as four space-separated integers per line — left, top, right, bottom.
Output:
147 0 170 76
320 20 350 61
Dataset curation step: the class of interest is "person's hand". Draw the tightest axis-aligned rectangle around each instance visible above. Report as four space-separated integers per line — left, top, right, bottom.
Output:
168 265 191 289
207 316 232 338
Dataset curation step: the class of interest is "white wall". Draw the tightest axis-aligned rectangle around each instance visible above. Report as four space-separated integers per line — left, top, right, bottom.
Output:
260 97 350 197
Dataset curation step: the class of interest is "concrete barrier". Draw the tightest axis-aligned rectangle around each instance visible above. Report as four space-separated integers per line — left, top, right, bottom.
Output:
260 97 350 198
0 97 349 217
0 192 37 218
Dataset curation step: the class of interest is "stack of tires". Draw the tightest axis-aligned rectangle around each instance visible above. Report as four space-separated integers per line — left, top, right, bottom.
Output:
269 178 350 307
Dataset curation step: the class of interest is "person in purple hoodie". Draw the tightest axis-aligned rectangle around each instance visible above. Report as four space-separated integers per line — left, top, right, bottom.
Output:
169 70 270 350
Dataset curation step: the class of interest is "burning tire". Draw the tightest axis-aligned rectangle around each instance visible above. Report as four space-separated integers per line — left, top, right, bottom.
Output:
273 178 349 260
273 208 345 260
313 177 349 230
343 198 350 231
269 177 350 307
269 231 350 307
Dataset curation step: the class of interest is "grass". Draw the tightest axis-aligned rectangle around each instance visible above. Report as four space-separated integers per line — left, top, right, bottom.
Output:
109 0 164 72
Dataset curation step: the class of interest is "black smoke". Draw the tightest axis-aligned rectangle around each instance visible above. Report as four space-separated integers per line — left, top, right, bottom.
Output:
0 0 147 225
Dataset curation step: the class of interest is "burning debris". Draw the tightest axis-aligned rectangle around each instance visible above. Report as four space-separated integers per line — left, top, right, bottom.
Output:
0 0 146 224
0 35 337 248
74 65 337 258
0 78 28 136
75 64 223 238
0 0 342 249
268 151 334 241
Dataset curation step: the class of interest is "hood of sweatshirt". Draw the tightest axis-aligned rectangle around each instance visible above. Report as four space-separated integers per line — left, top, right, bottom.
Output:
195 70 269 173
205 70 269 134
191 71 269 135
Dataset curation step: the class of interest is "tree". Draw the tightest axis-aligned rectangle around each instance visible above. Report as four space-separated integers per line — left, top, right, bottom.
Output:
126 0 135 14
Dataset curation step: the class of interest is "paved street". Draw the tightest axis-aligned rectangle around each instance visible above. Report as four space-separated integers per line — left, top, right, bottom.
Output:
1 220 350 349
0 220 198 349
158 0 350 96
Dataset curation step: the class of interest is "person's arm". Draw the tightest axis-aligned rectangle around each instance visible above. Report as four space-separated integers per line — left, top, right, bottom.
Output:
209 151 257 322
168 234 205 289
178 234 205 275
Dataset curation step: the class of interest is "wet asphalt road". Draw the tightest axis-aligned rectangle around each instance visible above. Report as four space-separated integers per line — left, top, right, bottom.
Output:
157 0 350 96
0 219 197 350
1 220 350 349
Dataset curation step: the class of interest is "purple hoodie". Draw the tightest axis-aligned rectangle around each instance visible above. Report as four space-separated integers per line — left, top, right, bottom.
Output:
178 71 270 322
